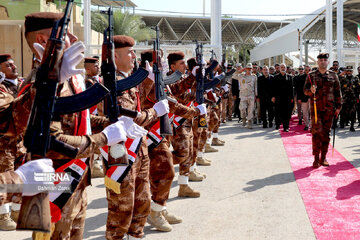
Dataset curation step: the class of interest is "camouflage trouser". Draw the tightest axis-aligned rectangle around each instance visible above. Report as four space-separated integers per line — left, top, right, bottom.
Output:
106 153 150 239
149 139 175 206
51 187 87 240
311 109 335 156
221 98 228 121
208 107 220 136
191 117 204 165
227 92 234 119
199 127 208 151
171 121 193 176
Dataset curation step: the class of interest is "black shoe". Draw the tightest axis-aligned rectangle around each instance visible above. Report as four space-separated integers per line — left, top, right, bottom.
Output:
304 126 309 131
340 123 344 128
350 126 356 132
284 128 289 132
269 122 273 128
275 125 280 130
263 124 268 128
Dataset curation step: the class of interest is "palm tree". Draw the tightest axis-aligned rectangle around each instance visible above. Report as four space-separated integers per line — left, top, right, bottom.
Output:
91 10 155 42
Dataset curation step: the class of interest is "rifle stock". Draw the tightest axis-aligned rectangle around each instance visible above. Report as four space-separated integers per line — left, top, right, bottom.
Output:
18 0 75 233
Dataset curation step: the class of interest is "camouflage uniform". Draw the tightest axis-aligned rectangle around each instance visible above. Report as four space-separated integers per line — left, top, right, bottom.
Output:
140 78 199 206
304 70 342 160
18 72 109 240
339 75 357 129
105 73 158 240
0 171 22 205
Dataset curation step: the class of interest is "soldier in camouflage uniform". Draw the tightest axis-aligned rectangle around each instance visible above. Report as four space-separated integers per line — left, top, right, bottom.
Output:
102 35 169 240
304 53 342 168
339 66 357 131
139 52 206 232
0 54 25 230
23 14 144 240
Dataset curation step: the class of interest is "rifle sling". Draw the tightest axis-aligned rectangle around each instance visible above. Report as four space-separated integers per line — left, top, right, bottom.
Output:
164 71 182 85
204 78 220 90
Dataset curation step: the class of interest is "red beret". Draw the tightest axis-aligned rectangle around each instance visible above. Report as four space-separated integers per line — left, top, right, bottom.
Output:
113 35 135 49
167 51 185 66
187 58 197 71
0 54 12 64
25 12 63 34
84 57 99 64
141 49 153 62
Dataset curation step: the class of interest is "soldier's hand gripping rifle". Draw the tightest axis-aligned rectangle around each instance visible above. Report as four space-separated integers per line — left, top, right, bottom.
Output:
195 41 208 128
101 8 148 167
153 26 172 135
18 0 75 232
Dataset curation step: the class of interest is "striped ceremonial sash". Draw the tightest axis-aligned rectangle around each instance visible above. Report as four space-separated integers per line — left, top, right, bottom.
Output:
146 113 174 150
49 75 91 223
173 102 192 130
101 137 142 193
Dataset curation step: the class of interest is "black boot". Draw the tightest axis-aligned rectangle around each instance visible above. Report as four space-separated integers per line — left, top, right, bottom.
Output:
320 152 329 166
298 119 302 125
313 155 320 168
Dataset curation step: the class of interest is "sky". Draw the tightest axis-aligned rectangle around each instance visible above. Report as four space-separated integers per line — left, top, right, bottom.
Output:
131 0 327 20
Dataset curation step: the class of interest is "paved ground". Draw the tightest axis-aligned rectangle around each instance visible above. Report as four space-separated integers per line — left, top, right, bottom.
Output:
4 119 360 240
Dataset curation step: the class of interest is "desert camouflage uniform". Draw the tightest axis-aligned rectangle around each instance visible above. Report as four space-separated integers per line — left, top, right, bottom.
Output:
18 72 109 240
304 70 342 158
0 171 22 205
105 73 158 240
140 78 199 206
168 73 197 177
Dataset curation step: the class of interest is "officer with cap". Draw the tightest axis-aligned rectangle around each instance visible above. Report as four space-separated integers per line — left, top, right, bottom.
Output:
304 53 342 168
339 65 357 131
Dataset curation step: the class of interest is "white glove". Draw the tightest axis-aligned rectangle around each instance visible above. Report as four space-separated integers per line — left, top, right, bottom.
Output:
118 116 148 139
196 103 207 115
213 92 219 102
33 42 85 83
215 72 220 78
154 99 169 117
102 120 127 146
201 56 206 66
145 60 155 82
15 159 55 196
191 66 200 77
222 84 229 92
60 41 86 83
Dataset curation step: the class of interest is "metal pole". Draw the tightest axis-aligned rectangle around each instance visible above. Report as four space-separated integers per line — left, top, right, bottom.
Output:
84 0 91 56
336 0 343 66
299 33 304 66
305 40 309 65
326 0 333 64
211 0 222 62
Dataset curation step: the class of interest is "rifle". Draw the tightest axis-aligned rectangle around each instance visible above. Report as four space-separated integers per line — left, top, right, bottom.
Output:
18 0 75 232
195 41 208 128
101 8 148 167
153 26 172 135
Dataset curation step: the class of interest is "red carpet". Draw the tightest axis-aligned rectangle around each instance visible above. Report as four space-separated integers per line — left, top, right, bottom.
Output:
280 117 360 240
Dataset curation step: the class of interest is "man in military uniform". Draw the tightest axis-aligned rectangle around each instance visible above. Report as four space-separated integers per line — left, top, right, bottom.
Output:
84 57 101 89
339 66 357 131
232 63 257 129
0 54 25 230
23 13 144 240
101 35 168 240
139 52 206 232
304 53 342 168
272 63 294 132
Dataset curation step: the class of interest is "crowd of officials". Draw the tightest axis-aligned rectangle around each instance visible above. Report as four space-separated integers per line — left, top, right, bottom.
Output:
221 60 360 133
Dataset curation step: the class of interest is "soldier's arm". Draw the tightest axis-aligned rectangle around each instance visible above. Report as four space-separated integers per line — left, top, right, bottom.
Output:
90 115 110 134
169 100 200 118
169 74 196 98
254 76 258 97
0 171 23 205
45 121 108 160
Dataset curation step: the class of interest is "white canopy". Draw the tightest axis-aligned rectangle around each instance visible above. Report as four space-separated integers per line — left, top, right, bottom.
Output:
250 5 327 62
